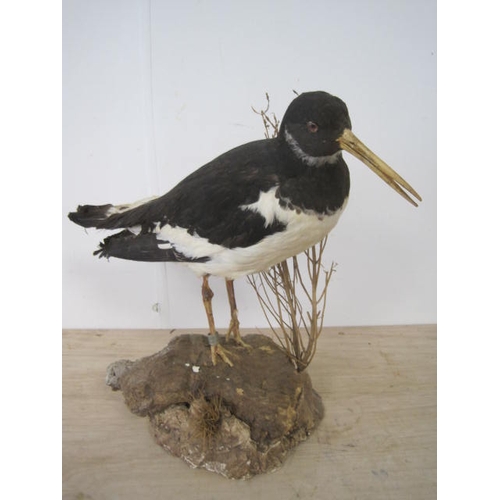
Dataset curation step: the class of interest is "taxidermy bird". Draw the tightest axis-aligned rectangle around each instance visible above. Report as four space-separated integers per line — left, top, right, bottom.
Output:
68 91 421 366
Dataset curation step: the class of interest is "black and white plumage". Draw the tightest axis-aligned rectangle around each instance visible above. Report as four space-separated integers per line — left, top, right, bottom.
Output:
69 91 421 365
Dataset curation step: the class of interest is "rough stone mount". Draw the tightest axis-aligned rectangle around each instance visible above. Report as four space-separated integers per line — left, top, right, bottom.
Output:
106 333 324 479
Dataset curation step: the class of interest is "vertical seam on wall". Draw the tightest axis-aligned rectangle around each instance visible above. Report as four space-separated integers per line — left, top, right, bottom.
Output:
142 0 171 328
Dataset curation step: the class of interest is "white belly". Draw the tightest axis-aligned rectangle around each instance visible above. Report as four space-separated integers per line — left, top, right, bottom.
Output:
180 189 349 279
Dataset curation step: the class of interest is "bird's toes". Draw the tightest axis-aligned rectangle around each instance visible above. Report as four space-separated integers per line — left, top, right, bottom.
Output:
234 336 252 350
210 344 234 367
226 324 251 350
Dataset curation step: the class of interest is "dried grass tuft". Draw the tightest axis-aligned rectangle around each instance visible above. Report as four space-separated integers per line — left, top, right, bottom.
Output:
189 393 224 448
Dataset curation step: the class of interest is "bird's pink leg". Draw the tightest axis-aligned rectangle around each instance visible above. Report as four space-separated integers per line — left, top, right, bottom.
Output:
225 279 250 348
202 275 233 366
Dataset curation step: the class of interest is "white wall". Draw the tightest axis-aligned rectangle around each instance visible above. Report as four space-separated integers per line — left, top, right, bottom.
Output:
63 0 436 330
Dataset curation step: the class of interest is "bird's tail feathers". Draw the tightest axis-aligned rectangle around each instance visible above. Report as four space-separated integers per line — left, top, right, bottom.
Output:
68 196 159 230
68 204 114 228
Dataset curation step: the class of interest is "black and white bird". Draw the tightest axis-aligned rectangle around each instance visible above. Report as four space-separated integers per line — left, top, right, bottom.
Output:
68 91 421 366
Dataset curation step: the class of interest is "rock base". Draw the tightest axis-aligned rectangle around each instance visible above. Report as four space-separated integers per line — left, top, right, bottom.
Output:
106 333 323 479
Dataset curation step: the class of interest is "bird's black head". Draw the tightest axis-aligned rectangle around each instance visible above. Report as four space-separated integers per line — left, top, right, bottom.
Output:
279 91 352 161
278 90 422 206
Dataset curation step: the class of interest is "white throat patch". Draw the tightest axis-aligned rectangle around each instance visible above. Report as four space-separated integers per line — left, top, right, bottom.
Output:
284 127 342 167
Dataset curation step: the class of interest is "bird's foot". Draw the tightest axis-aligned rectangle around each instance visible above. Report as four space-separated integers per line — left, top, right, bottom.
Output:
208 333 234 367
210 344 234 367
226 316 251 349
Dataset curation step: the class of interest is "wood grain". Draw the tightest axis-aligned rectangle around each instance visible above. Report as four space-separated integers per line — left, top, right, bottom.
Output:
63 325 436 499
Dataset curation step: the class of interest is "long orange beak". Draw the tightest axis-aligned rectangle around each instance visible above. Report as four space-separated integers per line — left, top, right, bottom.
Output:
338 129 422 207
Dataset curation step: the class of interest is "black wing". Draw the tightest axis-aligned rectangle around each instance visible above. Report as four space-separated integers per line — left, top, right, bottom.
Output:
69 139 288 250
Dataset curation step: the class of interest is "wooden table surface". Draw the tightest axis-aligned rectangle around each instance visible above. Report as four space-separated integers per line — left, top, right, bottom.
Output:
62 325 436 500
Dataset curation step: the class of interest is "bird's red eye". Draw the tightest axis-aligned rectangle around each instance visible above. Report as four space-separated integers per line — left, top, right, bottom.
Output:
307 121 318 133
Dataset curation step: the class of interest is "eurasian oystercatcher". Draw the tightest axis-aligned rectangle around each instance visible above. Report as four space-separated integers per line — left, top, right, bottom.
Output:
68 91 421 365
